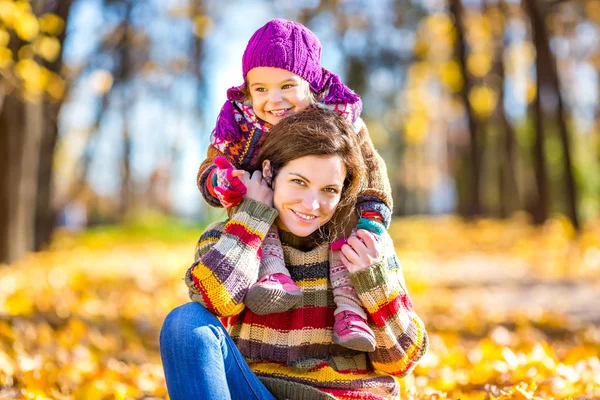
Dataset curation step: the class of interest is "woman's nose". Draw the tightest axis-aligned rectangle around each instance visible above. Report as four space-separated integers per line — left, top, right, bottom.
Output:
301 193 320 211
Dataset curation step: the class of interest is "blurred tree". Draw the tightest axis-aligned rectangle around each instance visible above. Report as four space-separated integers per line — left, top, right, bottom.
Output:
493 0 521 217
60 0 208 222
450 0 483 217
0 0 72 263
524 0 580 229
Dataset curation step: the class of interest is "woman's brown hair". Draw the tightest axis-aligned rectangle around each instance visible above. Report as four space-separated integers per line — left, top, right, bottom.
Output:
251 108 366 239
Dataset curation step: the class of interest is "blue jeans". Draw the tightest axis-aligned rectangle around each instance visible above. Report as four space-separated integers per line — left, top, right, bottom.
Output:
160 302 277 400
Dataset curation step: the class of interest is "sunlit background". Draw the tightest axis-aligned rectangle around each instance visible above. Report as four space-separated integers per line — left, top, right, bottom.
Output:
2 0 600 251
1 0 600 398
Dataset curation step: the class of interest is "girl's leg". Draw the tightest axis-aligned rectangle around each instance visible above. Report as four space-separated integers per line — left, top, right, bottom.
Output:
245 226 302 315
329 249 376 353
160 302 276 400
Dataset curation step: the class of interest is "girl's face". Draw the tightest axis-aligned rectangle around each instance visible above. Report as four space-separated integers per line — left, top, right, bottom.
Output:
246 67 312 125
264 155 346 237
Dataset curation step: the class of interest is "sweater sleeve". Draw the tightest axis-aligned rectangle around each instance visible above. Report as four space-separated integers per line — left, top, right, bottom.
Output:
185 199 278 317
356 121 394 227
348 233 428 377
197 144 226 208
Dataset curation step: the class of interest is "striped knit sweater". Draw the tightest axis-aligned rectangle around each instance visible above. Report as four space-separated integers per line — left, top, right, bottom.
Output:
185 199 428 400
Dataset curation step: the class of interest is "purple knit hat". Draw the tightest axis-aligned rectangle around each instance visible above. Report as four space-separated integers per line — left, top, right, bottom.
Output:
226 19 360 105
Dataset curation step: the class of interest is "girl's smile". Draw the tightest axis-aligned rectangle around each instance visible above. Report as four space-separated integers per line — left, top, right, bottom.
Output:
246 67 312 125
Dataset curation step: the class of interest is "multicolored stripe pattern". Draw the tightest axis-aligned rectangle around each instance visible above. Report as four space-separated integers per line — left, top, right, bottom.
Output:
185 199 428 399
186 199 277 317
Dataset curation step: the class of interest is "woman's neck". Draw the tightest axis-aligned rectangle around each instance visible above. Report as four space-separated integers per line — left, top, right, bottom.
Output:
278 229 325 251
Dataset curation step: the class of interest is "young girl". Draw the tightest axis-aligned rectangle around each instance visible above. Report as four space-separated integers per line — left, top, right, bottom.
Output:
197 19 393 352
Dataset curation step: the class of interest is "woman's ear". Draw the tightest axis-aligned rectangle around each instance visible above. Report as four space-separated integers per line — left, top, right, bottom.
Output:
262 160 273 185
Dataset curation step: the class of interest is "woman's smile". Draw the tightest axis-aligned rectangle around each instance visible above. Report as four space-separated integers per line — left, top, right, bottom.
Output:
290 209 318 221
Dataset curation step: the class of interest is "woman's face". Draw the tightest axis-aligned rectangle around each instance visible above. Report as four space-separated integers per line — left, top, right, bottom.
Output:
266 155 346 237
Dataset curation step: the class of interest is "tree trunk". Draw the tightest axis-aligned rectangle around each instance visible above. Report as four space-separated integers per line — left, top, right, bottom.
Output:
34 0 74 250
118 2 134 219
524 0 579 230
0 0 74 262
449 0 482 217
523 0 551 225
35 103 60 251
0 96 44 263
497 0 520 217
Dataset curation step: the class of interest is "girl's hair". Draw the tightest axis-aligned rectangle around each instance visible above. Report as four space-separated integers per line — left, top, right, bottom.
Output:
251 108 365 239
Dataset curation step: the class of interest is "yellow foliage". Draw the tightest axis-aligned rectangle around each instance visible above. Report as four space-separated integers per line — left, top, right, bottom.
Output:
404 113 429 145
17 43 33 59
465 11 492 51
438 60 463 92
467 52 493 78
0 46 12 68
0 4 66 99
0 27 9 46
425 13 454 41
1 217 600 398
0 1 17 27
13 10 38 42
32 35 61 63
46 73 66 100
193 15 213 38
469 85 498 118
526 81 537 104
407 62 431 87
38 13 64 36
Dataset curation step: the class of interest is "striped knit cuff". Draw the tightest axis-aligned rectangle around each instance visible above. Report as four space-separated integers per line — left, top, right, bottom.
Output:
348 261 389 295
235 198 278 227
198 164 222 208
260 227 287 276
357 197 392 228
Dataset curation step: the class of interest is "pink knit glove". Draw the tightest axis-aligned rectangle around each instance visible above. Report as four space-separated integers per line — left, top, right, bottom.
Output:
213 156 247 209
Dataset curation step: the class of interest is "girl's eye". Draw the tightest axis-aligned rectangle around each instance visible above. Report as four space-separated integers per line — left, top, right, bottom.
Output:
282 84 294 89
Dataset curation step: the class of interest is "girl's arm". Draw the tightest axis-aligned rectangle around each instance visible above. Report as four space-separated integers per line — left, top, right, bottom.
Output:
356 123 393 227
197 144 228 208
347 233 429 376
185 199 278 317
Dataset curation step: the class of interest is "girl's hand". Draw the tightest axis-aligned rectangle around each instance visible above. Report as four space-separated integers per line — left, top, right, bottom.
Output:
339 229 383 273
240 170 274 207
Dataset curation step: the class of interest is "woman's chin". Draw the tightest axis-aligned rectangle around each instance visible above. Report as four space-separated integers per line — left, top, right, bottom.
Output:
277 217 320 237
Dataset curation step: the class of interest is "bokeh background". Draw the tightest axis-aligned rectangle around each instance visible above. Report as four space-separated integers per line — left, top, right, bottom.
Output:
1 0 600 399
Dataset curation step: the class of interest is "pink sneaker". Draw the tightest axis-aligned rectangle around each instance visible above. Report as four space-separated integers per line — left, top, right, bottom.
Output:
332 310 376 352
245 273 303 315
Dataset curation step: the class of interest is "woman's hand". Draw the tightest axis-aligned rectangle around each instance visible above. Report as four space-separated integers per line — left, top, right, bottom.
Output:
340 229 383 273
239 170 274 208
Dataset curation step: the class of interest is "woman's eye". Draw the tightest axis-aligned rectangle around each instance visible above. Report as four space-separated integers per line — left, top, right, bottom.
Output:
291 179 305 186
324 188 339 194
254 87 266 93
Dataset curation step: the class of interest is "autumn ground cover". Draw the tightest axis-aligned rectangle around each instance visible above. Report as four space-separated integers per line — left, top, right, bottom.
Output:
1 214 599 399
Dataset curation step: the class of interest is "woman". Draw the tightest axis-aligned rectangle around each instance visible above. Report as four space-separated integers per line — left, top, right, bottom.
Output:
160 109 428 400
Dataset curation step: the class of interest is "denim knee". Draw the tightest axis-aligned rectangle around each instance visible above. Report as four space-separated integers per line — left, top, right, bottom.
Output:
160 302 223 349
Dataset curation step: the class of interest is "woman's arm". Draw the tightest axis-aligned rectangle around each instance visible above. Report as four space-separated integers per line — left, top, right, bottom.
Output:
185 199 278 317
342 231 428 376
